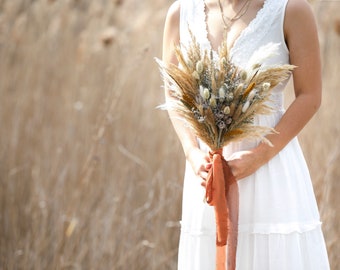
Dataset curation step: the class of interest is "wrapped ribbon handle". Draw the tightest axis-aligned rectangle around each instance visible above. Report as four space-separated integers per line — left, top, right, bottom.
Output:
205 149 239 270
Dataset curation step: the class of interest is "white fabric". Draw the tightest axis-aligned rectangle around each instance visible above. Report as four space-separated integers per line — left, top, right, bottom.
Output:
177 0 330 269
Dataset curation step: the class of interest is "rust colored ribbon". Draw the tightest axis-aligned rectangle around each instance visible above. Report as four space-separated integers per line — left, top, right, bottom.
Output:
205 149 239 270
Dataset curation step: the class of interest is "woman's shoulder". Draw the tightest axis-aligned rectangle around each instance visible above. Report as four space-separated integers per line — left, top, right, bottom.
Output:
284 0 317 38
166 1 180 21
285 0 315 22
164 1 180 36
163 1 181 58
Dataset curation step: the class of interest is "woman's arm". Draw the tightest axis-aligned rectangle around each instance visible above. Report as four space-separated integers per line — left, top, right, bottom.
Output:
162 1 211 180
228 0 322 180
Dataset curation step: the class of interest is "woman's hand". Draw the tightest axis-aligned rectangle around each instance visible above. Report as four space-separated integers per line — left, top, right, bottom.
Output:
227 150 266 181
187 148 212 185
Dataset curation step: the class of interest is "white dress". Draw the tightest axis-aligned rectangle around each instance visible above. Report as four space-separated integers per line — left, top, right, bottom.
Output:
177 0 330 269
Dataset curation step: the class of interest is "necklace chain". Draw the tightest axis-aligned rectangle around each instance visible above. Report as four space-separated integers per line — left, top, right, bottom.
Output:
218 0 252 30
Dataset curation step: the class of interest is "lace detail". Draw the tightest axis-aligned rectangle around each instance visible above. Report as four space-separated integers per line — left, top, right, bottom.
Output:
201 0 270 54
180 0 290 102
181 0 288 67
230 0 287 66
229 0 270 57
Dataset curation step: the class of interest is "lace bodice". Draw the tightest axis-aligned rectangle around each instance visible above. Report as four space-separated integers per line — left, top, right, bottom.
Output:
179 0 290 97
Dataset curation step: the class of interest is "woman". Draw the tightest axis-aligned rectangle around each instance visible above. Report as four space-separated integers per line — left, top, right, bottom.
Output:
162 0 330 269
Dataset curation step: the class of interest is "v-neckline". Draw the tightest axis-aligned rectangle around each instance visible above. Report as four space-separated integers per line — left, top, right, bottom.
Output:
202 0 269 54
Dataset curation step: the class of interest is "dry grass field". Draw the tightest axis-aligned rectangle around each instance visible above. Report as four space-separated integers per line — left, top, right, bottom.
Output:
0 0 339 269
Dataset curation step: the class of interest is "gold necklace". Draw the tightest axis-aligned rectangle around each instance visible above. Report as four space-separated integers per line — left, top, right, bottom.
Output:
218 0 252 30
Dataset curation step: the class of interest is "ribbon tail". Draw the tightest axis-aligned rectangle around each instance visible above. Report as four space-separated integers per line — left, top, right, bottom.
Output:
223 160 239 270
205 152 229 246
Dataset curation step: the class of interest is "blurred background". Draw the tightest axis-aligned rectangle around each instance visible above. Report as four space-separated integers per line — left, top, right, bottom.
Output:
0 0 338 269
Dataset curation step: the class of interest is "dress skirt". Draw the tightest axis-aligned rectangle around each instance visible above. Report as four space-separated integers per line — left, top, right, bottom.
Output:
177 104 330 270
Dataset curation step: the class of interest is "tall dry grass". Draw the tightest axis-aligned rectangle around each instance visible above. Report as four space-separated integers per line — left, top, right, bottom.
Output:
0 0 338 269
0 0 182 269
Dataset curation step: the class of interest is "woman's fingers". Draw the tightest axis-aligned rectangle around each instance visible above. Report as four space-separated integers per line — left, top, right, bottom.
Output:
200 170 208 180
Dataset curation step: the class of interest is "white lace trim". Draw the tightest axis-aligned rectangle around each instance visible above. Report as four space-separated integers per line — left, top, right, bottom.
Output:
230 0 270 56
201 0 270 53
184 0 288 66
230 0 287 65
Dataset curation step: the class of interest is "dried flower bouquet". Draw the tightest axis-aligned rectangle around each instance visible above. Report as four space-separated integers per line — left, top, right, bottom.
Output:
156 32 294 151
